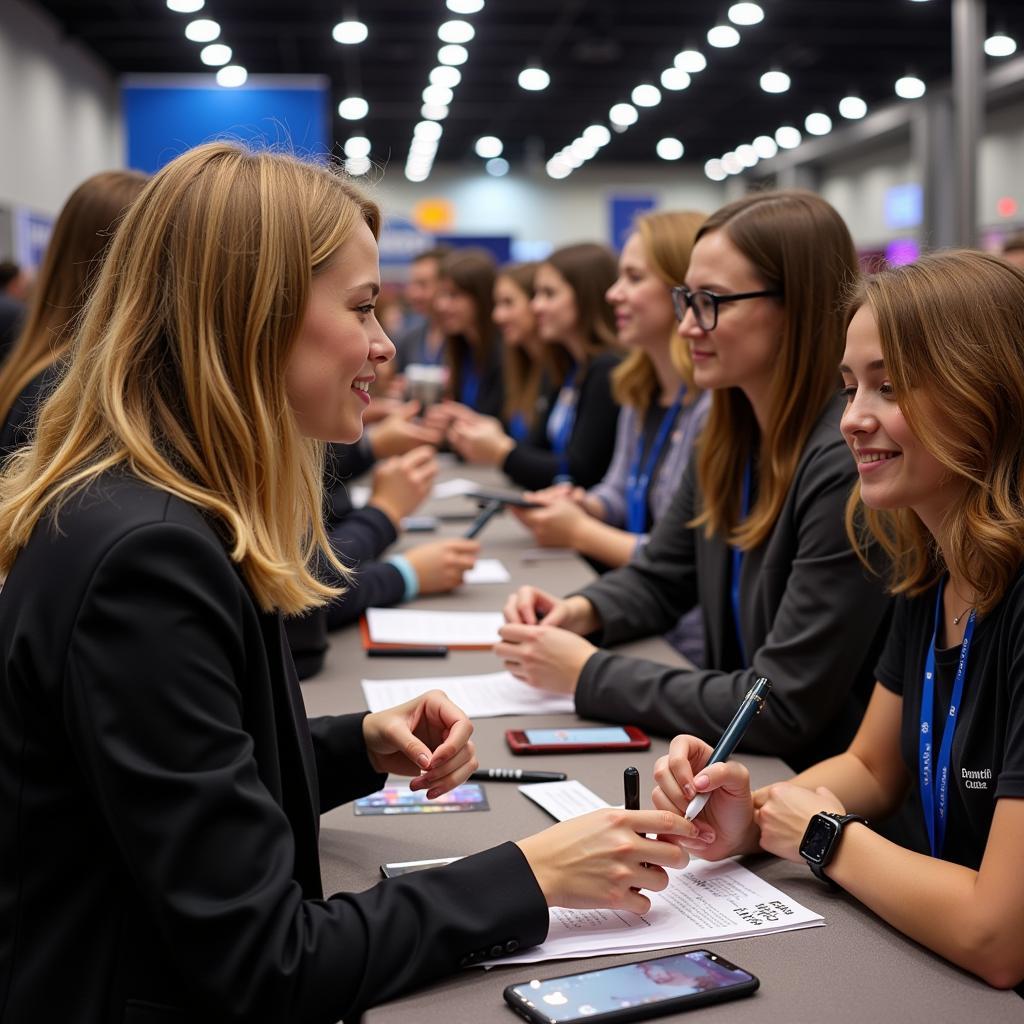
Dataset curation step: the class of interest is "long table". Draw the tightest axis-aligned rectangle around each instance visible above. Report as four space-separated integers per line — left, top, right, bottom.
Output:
301 466 1022 1022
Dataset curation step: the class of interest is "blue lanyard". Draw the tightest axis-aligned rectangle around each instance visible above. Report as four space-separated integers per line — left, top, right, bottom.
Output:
919 580 976 858
508 411 529 442
459 356 480 408
625 389 684 534
547 367 578 483
730 459 752 667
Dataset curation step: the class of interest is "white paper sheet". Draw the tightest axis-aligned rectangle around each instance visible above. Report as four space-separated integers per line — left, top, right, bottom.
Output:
463 558 511 584
361 671 575 717
365 608 504 646
431 477 479 500
518 780 612 821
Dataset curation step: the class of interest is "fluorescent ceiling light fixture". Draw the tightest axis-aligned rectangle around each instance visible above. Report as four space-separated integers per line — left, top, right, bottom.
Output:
704 159 727 181
438 44 468 65
447 0 484 11
656 137 684 160
583 124 611 147
421 102 450 120
405 168 429 182
345 156 371 176
200 43 231 66
895 75 926 99
414 120 444 141
759 70 790 93
839 95 867 119
422 84 454 105
728 3 764 25
430 65 462 88
185 19 220 42
332 21 368 45
735 143 758 167
609 102 638 126
752 134 778 159
804 112 832 136
674 49 707 73
721 152 743 175
985 33 1017 58
485 157 509 176
344 136 371 159
337 96 369 119
775 125 802 149
438 20 474 44
475 135 503 158
216 65 247 88
707 25 740 48
631 84 661 107
660 67 691 90
167 0 204 12
518 66 550 90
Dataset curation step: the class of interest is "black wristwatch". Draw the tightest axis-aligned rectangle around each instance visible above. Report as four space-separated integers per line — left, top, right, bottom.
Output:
799 812 869 884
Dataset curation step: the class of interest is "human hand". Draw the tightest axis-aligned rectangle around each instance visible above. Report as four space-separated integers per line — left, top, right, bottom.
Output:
511 497 590 548
447 417 515 467
756 783 846 863
493 623 597 694
516 808 698 914
502 586 599 632
362 690 477 799
367 401 443 457
369 445 438 525
421 400 473 433
651 734 758 861
404 538 480 594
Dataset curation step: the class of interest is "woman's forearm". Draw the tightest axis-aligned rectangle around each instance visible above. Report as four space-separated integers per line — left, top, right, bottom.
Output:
572 517 640 568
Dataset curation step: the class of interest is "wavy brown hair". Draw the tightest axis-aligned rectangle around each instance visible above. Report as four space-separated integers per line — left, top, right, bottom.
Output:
0 142 380 614
845 250 1024 614
496 262 549 429
0 170 149 424
691 190 859 549
438 248 497 401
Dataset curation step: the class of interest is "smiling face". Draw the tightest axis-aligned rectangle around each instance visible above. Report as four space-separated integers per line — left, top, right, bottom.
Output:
840 305 954 532
434 277 478 340
285 220 394 443
605 232 675 351
531 262 579 344
492 274 536 348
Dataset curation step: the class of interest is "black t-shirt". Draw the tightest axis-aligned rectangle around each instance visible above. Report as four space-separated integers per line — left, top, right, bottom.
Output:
875 570 1024 870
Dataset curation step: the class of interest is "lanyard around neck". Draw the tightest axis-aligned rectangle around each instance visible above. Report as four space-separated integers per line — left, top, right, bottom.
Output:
730 459 753 668
625 388 685 534
919 579 976 858
549 366 578 483
459 354 480 408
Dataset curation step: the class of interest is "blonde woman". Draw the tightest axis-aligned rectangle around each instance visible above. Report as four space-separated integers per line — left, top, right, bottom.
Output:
657 251 1024 990
0 143 699 1021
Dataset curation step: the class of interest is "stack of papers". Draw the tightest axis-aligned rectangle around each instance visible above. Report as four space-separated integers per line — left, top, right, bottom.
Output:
365 608 504 647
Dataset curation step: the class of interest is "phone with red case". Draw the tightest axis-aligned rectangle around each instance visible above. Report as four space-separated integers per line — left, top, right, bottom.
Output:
505 725 650 754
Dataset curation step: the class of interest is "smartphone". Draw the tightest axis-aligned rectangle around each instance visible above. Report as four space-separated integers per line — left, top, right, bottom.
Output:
505 726 650 755
503 949 758 1024
465 487 542 509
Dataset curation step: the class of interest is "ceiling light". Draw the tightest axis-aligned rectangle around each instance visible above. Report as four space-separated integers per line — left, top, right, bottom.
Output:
735 143 758 167
985 33 1017 58
337 96 369 120
199 43 231 66
759 70 790 93
438 20 474 44
438 44 468 65
707 25 740 48
728 3 764 25
895 75 926 99
631 84 661 107
752 134 778 159
422 84 454 105
166 0 204 12
583 124 611 147
518 66 550 91
804 112 832 136
345 156 371 176
485 157 509 176
430 65 462 88
839 95 868 119
216 65 247 88
656 137 684 161
674 49 707 73
704 159 727 181
344 136 371 159
660 67 691 90
414 120 444 141
546 159 572 180
406 168 429 182
559 149 583 169
609 103 638 127
447 0 484 11
421 103 450 120
475 135 503 158
569 138 598 160
332 21 368 45
775 125 802 149
721 152 743 175
185 19 220 42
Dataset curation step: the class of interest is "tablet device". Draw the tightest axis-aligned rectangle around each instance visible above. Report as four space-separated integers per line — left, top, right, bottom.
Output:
354 783 488 815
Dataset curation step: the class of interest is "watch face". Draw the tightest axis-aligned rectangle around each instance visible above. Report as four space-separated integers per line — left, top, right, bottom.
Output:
801 815 840 865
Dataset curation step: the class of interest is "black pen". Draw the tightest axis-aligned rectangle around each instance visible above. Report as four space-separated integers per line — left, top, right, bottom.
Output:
623 766 640 811
470 769 568 783
685 676 773 820
464 498 503 539
366 646 449 658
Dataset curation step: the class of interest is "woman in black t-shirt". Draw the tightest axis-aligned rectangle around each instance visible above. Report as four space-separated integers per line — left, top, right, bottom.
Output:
654 250 1024 989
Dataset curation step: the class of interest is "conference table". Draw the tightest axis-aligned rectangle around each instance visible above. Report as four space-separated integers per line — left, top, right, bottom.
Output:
301 464 1022 1023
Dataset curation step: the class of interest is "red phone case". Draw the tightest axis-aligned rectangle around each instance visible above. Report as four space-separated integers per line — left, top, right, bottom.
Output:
505 726 650 754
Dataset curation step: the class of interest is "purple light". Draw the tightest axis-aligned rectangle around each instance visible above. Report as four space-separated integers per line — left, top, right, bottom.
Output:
885 239 920 267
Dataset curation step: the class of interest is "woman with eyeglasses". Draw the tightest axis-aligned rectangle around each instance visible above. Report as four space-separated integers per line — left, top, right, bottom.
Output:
499 190 892 770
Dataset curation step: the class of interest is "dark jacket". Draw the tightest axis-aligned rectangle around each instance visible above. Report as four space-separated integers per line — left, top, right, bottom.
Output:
0 366 56 463
573 397 892 770
0 473 547 1023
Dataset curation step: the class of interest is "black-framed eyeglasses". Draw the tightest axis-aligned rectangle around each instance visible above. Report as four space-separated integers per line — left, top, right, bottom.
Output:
671 285 782 331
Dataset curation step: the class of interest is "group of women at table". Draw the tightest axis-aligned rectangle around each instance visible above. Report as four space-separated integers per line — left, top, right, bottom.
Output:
0 142 1021 1022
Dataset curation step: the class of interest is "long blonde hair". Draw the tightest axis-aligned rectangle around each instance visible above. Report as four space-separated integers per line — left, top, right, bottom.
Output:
846 250 1024 614
0 142 380 615
0 170 149 424
691 190 859 550
611 209 706 412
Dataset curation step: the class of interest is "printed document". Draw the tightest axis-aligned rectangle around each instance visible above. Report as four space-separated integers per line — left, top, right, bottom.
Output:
365 608 504 646
463 558 511 584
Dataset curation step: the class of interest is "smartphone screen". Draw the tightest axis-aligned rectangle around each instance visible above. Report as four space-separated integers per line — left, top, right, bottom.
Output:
523 727 633 745
506 951 756 1023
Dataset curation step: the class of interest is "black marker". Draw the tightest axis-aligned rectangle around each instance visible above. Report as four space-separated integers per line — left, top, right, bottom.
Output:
470 769 568 783
366 646 449 658
464 498 503 539
623 766 640 811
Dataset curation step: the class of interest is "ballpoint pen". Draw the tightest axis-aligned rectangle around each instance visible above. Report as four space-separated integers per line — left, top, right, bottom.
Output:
469 769 568 783
464 498 503 539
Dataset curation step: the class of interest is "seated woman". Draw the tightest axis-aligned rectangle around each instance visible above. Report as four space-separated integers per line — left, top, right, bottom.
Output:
448 243 621 490
499 192 891 771
0 142 699 1021
655 250 1024 990
511 211 709 664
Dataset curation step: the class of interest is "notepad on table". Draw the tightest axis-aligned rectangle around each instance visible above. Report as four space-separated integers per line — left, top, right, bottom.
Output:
363 608 504 649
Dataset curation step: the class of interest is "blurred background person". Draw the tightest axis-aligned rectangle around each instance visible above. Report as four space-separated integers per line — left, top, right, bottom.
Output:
1000 231 1024 270
392 246 450 371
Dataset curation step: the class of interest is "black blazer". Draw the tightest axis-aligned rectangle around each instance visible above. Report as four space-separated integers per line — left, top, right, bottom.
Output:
0 473 547 1023
0 365 56 463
